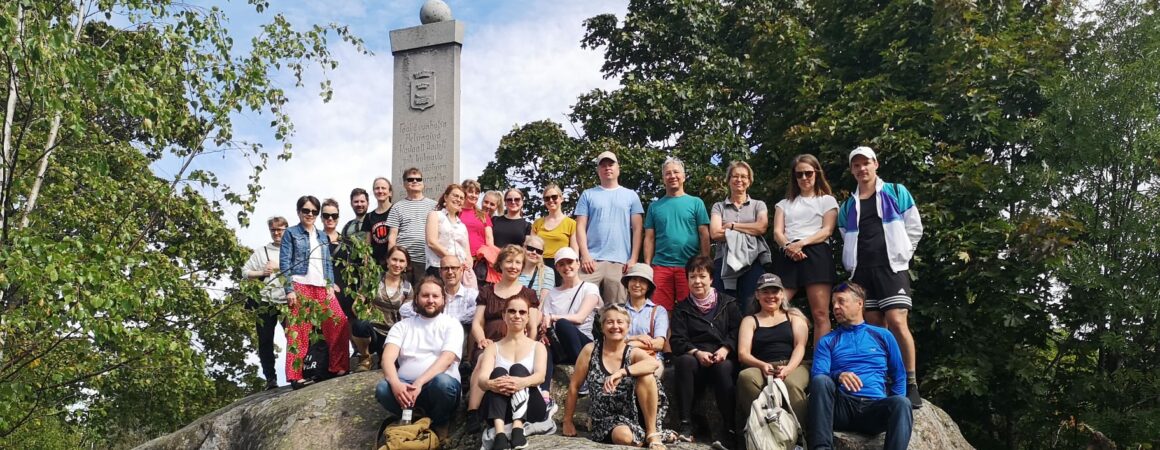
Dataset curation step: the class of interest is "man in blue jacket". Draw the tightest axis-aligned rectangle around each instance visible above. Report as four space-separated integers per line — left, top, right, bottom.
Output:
808 281 912 450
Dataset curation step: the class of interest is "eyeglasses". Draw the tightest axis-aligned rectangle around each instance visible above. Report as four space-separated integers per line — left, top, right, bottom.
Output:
405 177 423 183
505 197 522 203
544 195 560 202
269 227 287 233
795 170 816 179
440 266 462 272
525 246 544 255
322 213 339 220
505 309 529 316
299 208 318 216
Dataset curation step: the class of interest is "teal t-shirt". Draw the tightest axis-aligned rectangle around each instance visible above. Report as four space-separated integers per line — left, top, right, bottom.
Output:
644 194 710 267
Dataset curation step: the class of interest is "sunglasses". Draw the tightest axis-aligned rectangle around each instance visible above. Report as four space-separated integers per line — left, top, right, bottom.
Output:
795 170 816 179
505 309 529 316
405 177 423 183
322 212 339 220
525 246 544 255
299 208 318 216
505 197 522 203
544 194 560 202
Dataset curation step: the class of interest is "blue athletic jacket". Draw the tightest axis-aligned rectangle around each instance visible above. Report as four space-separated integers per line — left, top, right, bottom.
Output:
811 322 907 399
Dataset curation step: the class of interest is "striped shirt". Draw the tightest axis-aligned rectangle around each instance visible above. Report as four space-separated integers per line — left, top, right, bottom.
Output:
385 197 437 264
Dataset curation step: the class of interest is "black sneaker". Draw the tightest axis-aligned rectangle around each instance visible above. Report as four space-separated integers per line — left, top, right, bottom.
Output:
510 427 528 449
466 410 482 434
492 432 511 450
264 379 279 391
907 383 924 409
677 420 695 441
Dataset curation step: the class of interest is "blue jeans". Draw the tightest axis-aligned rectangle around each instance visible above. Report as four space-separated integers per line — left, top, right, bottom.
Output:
541 319 592 391
375 373 462 427
713 258 764 315
806 375 912 450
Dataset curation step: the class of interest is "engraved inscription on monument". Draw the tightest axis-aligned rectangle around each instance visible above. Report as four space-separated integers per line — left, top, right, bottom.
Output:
390 7 463 199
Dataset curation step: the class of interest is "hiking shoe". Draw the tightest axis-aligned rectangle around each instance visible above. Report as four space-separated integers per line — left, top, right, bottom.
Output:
466 410 482 434
510 427 528 449
289 379 313 390
677 420 695 441
907 383 924 409
578 386 589 397
492 432 511 450
264 379 279 391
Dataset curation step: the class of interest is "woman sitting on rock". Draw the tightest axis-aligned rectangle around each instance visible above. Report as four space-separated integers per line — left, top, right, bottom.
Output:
350 245 413 372
475 295 549 450
736 273 810 431
562 304 669 450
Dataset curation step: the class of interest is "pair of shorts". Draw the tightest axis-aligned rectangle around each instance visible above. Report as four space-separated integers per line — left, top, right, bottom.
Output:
771 242 837 289
851 265 912 311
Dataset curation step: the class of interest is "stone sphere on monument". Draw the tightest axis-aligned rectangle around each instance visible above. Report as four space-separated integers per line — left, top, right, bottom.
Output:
419 0 452 24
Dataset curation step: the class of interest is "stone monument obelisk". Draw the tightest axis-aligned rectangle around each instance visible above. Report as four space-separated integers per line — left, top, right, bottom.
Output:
390 0 463 198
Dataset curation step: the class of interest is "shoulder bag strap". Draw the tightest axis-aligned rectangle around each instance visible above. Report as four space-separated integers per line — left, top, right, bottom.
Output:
526 268 538 288
648 305 659 336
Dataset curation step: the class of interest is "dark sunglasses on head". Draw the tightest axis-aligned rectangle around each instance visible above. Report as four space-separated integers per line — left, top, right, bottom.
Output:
322 212 339 220
299 208 318 216
832 282 850 293
525 246 544 255
505 197 522 203
544 194 560 202
795 170 816 179
405 177 423 183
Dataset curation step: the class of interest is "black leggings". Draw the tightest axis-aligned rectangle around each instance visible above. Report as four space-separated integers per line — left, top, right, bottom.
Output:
247 299 282 381
673 354 737 430
482 364 548 425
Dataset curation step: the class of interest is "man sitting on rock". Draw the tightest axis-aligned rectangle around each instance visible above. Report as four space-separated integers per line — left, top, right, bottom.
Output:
808 281 912 450
375 275 464 438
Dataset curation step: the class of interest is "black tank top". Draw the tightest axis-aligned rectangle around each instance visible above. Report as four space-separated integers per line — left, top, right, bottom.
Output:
751 312 794 362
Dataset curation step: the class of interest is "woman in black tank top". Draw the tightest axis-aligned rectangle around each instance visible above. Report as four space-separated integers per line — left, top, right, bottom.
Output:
735 273 811 432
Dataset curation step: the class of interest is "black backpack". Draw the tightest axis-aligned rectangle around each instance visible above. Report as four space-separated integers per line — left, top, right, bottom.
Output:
302 337 331 381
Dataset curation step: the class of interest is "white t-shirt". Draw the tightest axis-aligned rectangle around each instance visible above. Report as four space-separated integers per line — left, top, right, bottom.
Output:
292 229 327 287
545 282 601 338
386 314 465 382
775 195 839 242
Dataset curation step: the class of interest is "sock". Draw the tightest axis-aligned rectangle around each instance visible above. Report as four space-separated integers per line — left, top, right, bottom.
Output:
907 371 917 385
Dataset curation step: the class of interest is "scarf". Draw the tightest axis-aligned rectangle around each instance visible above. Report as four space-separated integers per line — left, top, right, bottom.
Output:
691 288 718 315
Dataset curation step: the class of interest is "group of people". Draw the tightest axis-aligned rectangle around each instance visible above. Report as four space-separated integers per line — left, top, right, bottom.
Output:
242 146 923 450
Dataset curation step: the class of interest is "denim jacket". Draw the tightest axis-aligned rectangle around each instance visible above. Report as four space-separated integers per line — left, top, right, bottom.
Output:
279 223 335 293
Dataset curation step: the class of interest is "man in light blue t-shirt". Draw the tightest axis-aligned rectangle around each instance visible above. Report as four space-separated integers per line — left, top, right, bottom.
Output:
643 157 710 311
575 151 644 303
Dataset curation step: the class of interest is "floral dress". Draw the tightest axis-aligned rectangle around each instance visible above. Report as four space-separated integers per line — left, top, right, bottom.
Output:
584 340 669 443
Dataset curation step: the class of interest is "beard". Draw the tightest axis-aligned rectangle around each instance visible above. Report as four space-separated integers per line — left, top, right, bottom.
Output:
416 301 445 318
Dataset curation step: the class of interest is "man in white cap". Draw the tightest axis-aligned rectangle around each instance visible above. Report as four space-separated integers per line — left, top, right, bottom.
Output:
836 146 924 408
574 151 644 303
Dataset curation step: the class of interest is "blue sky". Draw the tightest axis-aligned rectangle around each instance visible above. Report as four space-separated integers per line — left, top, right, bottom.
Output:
208 0 627 383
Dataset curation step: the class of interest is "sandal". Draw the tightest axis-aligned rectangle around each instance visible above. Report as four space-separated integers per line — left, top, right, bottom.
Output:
645 432 668 450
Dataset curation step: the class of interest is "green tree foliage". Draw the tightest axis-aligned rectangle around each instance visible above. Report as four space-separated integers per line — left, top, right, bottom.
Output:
0 0 362 446
1037 0 1160 446
482 0 1159 447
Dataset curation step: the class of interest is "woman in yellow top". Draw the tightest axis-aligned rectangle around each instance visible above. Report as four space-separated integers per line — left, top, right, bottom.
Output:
531 183 578 287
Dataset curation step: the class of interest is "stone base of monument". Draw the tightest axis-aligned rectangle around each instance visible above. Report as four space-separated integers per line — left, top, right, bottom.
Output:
135 367 973 450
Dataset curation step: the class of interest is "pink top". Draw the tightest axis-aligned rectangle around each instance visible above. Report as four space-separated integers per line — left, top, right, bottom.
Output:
460 207 492 256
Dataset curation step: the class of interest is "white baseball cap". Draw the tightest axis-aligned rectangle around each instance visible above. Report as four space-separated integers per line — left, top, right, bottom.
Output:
594 151 618 164
554 247 579 263
848 146 877 162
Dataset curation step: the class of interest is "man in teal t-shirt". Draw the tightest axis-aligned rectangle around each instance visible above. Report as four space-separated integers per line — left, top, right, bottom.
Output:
644 157 710 310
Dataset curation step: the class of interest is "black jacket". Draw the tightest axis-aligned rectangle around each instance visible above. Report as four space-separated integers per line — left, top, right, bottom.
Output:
669 292 742 356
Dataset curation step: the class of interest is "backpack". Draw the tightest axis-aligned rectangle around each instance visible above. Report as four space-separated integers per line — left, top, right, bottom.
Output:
302 338 330 382
376 417 440 450
744 375 803 450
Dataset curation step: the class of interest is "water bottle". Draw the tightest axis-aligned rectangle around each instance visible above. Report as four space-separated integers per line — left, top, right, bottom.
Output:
400 408 413 425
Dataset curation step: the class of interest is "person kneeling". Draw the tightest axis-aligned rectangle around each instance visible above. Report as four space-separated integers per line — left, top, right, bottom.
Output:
476 296 548 450
808 282 912 450
374 276 463 439
563 304 669 450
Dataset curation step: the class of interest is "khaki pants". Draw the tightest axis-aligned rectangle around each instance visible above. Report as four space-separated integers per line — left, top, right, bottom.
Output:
736 362 811 431
580 260 626 304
